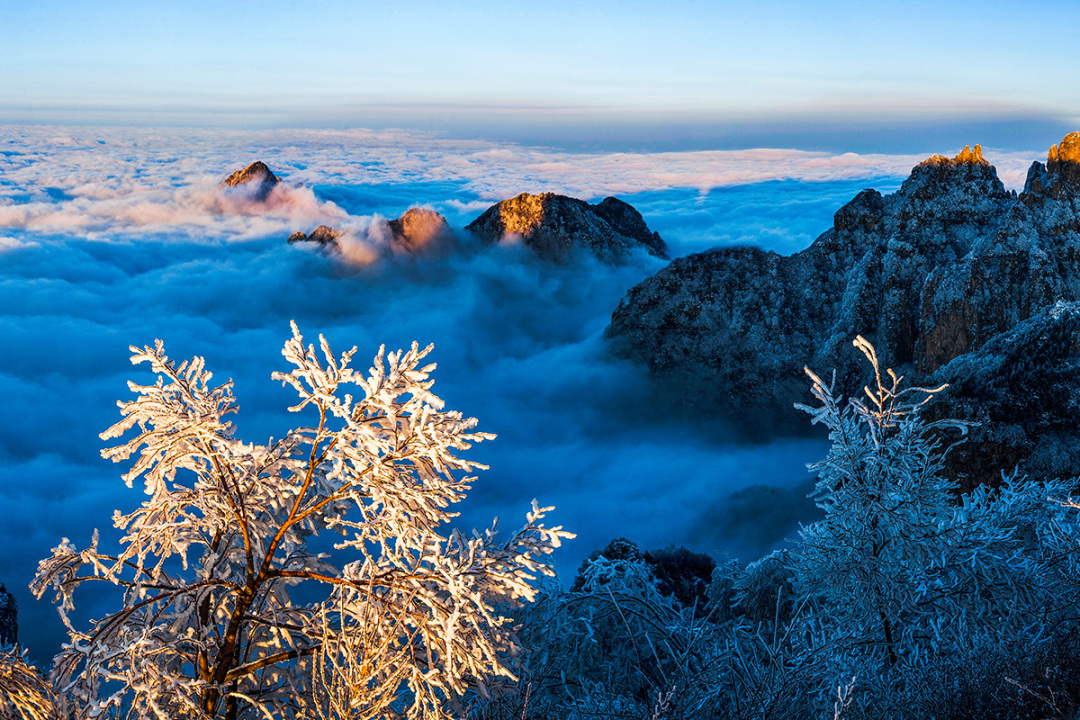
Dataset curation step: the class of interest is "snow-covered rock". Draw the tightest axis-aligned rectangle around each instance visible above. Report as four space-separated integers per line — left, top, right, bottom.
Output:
928 301 1080 490
466 192 668 262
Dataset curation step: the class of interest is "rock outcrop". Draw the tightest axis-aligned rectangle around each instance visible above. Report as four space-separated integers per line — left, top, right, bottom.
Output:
219 161 281 201
288 225 340 246
466 193 668 262
387 208 452 252
920 133 1080 372
606 135 1080 483
287 209 453 256
928 302 1080 490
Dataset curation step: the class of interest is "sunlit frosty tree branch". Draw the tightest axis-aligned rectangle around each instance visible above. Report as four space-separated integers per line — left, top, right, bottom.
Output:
32 322 571 720
1 647 58 720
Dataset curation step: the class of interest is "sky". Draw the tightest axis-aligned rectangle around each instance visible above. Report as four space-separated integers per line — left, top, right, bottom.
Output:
3 1 1080 151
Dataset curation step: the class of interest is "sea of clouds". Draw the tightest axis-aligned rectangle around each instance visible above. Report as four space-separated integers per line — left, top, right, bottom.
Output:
0 125 1045 662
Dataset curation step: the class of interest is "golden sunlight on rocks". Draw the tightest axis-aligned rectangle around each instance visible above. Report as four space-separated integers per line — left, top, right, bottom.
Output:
1048 132 1080 164
919 144 986 167
387 208 451 251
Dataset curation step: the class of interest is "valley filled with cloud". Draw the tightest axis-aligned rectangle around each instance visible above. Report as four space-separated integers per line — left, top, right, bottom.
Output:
0 125 1043 663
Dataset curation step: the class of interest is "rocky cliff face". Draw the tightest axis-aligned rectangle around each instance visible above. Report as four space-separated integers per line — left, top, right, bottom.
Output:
219 161 281 201
927 301 1080 490
606 134 1080 482
920 134 1080 372
466 193 668 262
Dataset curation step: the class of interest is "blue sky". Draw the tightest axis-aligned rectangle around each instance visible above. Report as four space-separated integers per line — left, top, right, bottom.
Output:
3 1 1079 150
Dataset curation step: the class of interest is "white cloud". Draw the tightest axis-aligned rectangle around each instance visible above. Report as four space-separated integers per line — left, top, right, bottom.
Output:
0 236 40 251
0 125 1045 247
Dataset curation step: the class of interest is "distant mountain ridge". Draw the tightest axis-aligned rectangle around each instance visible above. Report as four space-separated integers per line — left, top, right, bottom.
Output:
215 159 667 264
605 133 1080 485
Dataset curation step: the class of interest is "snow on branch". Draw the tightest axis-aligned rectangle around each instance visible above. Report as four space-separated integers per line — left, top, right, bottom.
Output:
32 323 571 720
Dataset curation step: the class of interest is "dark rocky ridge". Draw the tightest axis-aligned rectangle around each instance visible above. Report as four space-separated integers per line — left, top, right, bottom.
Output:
606 134 1080 484
219 161 281 201
466 192 668 262
928 302 1080 490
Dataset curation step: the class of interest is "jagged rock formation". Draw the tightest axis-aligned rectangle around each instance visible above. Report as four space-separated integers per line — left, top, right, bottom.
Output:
606 135 1080 483
288 225 340 246
0 582 16 646
219 161 281 201
387 208 452 252
928 302 1080 490
286 209 453 256
920 135 1080 372
466 193 668 262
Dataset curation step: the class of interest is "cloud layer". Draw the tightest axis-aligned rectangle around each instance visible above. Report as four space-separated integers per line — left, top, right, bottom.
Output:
1 125 1041 237
0 125 1045 663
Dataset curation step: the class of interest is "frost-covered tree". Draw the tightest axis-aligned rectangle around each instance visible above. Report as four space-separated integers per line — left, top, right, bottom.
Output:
793 336 1080 706
793 336 970 670
32 323 571 720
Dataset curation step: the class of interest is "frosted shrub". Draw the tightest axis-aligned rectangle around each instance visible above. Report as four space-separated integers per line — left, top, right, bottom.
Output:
473 550 721 720
32 323 571 720
792 336 1080 713
732 551 796 628
556 554 686 705
476 334 1080 720
882 631 1080 720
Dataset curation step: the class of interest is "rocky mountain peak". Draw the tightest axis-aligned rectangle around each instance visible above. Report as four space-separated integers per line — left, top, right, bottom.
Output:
901 144 1006 200
288 225 340 246
1040 131 1080 194
592 197 668 257
219 161 281 201
888 147 1012 259
1012 133 1080 222
606 133 1080 483
387 208 451 251
466 192 668 262
1048 132 1080 164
